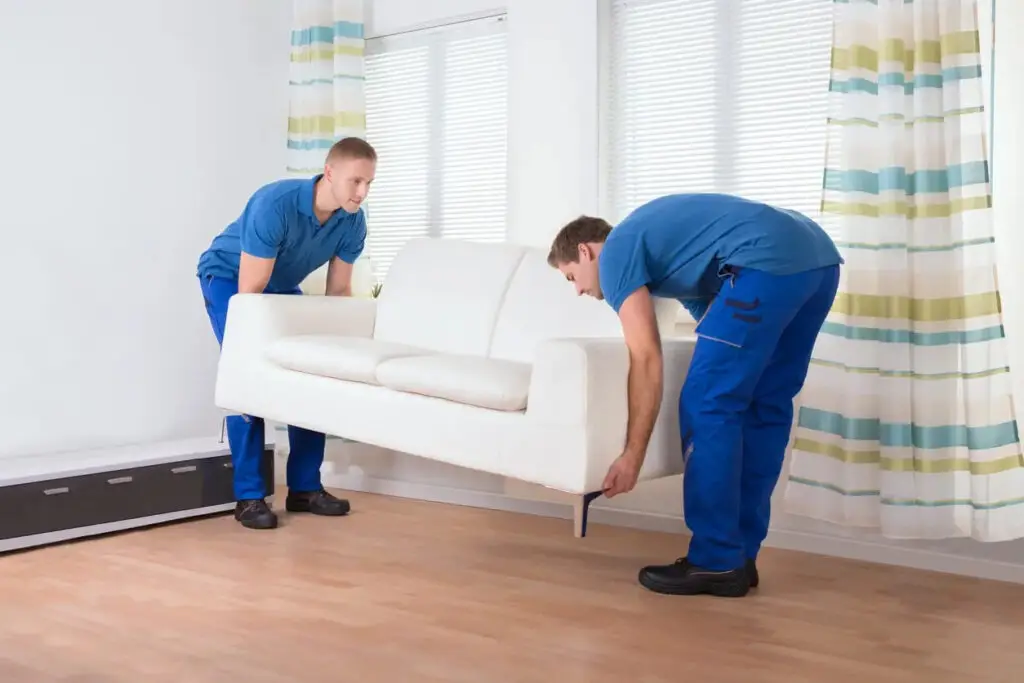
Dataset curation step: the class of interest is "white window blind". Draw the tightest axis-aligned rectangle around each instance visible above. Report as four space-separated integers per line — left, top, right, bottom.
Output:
364 14 509 282
602 0 834 233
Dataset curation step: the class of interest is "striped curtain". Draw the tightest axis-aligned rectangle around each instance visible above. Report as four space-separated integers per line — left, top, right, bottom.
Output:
287 0 366 176
784 0 1024 541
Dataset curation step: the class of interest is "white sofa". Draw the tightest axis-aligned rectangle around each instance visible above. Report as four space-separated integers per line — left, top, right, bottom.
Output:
214 238 697 536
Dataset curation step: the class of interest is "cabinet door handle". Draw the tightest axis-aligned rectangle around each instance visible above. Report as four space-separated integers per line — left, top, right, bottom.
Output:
107 476 133 485
43 487 69 496
171 465 197 474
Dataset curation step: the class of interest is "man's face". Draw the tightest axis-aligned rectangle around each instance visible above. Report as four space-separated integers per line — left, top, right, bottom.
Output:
325 157 376 213
557 244 603 299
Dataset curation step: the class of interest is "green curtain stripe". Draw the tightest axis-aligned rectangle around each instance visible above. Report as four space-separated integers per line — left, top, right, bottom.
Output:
288 113 367 134
831 32 981 72
831 236 994 252
832 290 1001 321
827 109 982 127
788 475 876 497
792 437 1024 474
290 44 364 62
787 476 1024 511
819 321 1006 345
809 358 1011 381
797 407 1020 449
821 196 992 219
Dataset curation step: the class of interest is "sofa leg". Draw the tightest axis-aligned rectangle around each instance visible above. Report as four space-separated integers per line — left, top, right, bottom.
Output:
573 491 604 538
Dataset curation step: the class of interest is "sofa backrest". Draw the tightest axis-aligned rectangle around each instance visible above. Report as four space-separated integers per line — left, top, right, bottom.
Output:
372 238 528 356
372 237 681 360
488 246 679 363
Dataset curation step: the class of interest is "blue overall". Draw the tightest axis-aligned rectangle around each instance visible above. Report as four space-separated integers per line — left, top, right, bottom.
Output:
196 174 367 501
680 264 839 571
199 274 326 500
598 193 843 572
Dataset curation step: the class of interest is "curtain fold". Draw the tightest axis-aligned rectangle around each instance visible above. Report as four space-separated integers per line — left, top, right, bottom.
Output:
784 0 1024 541
287 0 366 177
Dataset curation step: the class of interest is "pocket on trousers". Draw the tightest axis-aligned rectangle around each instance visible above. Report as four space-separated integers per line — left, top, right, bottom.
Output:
694 288 765 349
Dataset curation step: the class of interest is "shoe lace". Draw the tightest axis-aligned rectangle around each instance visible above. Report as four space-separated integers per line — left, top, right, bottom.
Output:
242 499 267 514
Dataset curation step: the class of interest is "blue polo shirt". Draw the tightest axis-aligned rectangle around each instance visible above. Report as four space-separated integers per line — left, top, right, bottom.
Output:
598 193 843 316
196 174 366 293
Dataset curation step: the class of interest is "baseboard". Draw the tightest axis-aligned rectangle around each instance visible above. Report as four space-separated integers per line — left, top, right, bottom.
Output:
320 471 1024 585
760 525 1024 585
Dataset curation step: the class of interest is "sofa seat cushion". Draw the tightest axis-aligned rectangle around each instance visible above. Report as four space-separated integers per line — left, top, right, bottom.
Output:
264 335 427 385
375 354 532 412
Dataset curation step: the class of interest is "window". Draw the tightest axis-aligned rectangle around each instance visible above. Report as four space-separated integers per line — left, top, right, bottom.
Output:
601 0 834 232
363 14 509 282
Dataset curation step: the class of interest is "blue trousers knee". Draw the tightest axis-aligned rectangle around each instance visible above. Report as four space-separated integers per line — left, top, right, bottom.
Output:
199 274 325 501
680 264 839 571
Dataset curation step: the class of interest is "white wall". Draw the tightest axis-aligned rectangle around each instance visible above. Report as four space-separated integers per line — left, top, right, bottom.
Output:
323 0 1024 580
0 0 292 459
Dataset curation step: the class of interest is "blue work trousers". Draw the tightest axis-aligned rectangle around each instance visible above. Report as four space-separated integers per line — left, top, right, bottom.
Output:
198 274 325 501
681 264 840 571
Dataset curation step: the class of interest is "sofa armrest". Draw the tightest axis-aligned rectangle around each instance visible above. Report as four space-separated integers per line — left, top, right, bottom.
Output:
527 335 697 488
217 294 376 378
527 337 629 427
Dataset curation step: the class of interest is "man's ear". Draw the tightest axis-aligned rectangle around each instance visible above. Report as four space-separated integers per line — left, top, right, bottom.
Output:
578 242 593 262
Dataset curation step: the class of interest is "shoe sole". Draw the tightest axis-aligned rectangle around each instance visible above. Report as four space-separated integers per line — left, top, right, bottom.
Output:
284 501 350 516
638 572 750 598
235 517 278 530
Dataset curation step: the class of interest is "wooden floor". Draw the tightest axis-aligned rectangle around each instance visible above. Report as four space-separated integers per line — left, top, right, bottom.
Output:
2 489 1023 683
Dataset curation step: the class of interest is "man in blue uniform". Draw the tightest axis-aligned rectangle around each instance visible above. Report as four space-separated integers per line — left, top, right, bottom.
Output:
196 136 376 530
547 193 842 597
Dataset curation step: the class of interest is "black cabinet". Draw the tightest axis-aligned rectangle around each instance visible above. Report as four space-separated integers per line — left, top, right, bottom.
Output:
0 448 275 545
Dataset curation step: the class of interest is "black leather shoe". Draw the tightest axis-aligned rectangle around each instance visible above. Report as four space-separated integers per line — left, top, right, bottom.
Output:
234 499 278 530
285 488 351 516
638 556 750 597
747 559 759 588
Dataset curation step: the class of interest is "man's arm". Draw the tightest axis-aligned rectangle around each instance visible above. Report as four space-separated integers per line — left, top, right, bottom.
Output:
237 197 285 293
618 285 664 464
325 256 354 296
238 253 275 294
325 210 366 296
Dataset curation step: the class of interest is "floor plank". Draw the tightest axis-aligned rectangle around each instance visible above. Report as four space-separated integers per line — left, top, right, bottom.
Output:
1 488 1022 682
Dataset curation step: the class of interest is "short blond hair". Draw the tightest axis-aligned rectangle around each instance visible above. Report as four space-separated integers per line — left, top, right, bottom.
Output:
326 137 377 163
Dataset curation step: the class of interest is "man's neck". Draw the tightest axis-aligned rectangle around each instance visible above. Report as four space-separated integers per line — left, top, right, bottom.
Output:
313 177 340 224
